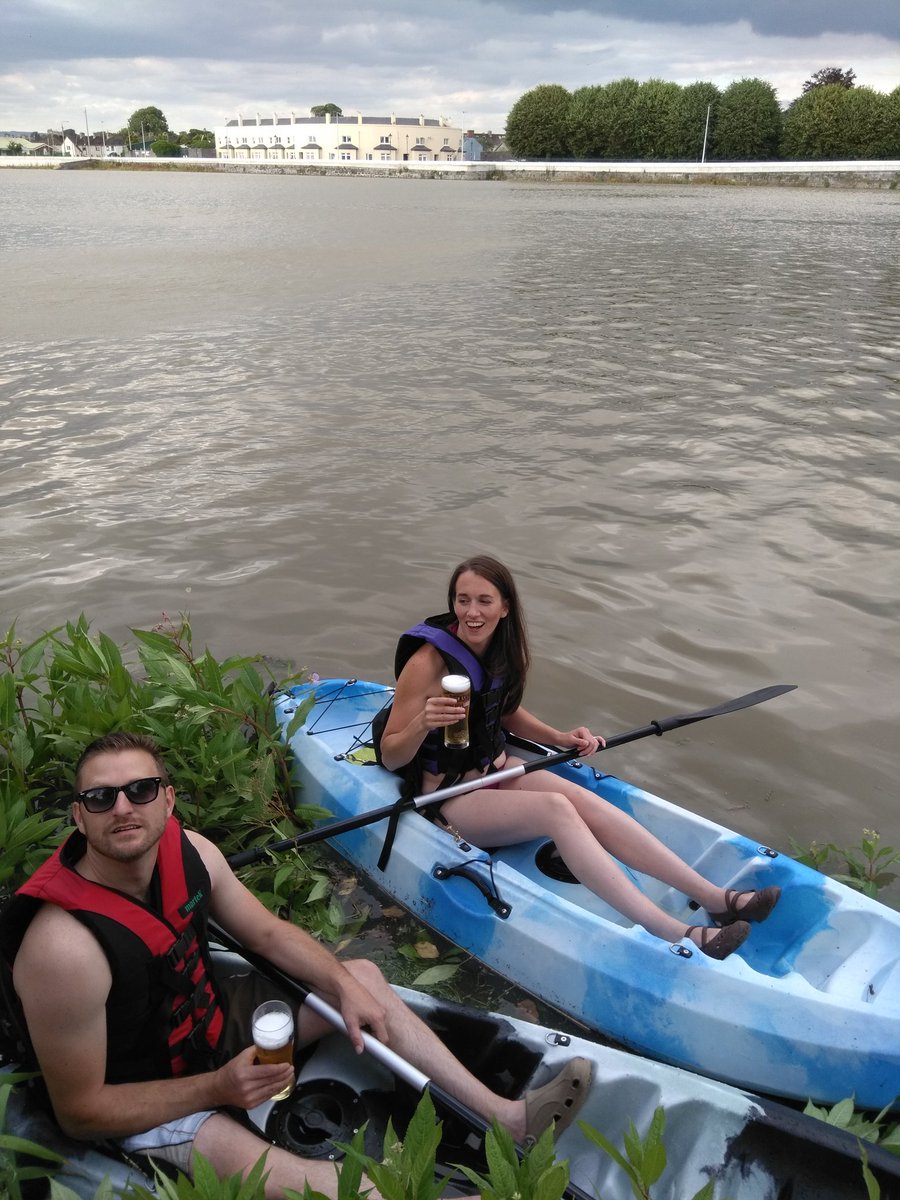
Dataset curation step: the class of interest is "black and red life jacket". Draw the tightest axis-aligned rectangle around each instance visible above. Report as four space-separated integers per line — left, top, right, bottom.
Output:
0 817 225 1083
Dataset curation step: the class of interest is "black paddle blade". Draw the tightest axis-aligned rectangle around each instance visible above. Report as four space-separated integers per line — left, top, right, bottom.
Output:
605 683 796 749
664 683 797 728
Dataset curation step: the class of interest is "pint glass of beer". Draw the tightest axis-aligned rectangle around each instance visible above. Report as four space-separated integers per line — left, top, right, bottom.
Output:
441 674 471 749
251 999 295 1101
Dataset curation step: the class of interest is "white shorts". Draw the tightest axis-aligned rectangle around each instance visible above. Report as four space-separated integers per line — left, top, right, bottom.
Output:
119 1109 216 1175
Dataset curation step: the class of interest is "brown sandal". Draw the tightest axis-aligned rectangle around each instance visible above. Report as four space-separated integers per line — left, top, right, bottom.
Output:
523 1055 592 1144
686 921 750 960
711 886 781 927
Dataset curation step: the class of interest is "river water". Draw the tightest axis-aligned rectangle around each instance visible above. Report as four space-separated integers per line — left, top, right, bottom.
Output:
1 169 898 896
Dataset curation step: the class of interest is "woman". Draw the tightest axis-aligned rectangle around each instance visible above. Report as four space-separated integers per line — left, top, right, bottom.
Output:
379 555 780 960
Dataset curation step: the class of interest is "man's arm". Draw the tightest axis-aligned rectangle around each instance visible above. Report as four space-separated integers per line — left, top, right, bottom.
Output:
193 832 389 1051
13 904 291 1139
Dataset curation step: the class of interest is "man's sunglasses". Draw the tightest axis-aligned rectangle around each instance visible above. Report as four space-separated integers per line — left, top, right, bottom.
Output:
75 776 163 814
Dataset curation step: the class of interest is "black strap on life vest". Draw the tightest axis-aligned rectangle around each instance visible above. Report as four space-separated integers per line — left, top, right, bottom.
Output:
375 617 504 871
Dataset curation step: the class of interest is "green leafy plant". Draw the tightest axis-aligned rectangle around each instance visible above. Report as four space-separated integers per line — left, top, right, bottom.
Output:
455 1119 568 1200
803 1096 900 1156
578 1106 716 1200
127 1148 272 1199
339 1090 447 1200
51 1180 118 1200
0 614 342 935
0 1071 65 1200
791 830 900 899
860 1141 881 1200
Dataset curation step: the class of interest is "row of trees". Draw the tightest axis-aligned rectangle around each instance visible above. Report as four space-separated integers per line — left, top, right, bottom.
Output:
120 106 214 154
505 72 900 162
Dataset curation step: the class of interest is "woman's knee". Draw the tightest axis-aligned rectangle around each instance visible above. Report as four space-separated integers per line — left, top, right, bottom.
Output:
542 790 584 828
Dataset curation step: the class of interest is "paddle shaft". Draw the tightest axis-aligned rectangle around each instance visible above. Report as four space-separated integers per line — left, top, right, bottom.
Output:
227 682 796 867
209 921 594 1200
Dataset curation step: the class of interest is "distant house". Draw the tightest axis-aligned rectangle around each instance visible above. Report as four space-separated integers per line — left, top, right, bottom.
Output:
55 130 126 157
473 132 510 161
0 136 53 155
215 110 463 163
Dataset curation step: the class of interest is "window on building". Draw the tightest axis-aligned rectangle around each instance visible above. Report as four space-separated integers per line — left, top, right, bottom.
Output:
340 151 352 160
380 152 392 161
341 135 352 143
443 137 449 145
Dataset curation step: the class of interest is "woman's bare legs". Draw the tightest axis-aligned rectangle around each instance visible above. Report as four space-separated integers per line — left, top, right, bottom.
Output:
441 765 741 946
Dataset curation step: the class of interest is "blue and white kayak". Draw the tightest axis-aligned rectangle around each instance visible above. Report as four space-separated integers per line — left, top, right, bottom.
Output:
6 952 899 1200
275 678 900 1111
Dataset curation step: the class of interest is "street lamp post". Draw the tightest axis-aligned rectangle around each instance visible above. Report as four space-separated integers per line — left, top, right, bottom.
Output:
701 104 711 163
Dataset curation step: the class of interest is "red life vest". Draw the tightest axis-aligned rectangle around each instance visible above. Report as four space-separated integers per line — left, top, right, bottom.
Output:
6 817 225 1082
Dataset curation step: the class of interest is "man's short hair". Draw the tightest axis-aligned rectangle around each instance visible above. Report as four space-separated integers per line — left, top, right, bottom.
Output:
74 732 169 791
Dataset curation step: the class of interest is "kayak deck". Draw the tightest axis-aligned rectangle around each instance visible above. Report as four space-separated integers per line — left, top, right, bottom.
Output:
276 678 900 1110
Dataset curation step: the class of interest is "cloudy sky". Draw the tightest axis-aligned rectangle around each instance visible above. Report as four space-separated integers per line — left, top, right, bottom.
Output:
3 0 898 135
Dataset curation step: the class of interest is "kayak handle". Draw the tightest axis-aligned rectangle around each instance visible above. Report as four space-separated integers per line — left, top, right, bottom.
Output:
433 863 512 919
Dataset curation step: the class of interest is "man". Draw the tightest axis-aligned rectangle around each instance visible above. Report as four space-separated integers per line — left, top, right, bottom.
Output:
1 732 590 1198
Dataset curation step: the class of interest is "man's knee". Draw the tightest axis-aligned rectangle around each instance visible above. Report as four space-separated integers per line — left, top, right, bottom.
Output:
342 958 388 994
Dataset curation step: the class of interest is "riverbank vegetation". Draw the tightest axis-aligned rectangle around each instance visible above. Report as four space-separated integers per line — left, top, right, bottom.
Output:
506 69 900 162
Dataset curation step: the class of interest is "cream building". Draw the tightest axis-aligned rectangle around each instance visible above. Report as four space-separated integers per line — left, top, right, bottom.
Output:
215 111 462 163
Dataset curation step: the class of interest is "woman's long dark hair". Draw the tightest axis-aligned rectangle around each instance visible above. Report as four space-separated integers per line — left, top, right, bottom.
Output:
447 556 531 712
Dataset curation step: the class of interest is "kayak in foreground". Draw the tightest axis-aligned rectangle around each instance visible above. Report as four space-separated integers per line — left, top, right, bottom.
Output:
274 678 900 1111
4 948 898 1200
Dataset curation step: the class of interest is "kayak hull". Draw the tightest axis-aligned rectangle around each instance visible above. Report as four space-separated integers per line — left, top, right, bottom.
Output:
5 951 898 1200
276 678 900 1110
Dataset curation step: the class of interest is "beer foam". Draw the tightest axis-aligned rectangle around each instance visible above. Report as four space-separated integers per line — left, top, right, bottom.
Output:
441 674 470 694
253 1009 293 1049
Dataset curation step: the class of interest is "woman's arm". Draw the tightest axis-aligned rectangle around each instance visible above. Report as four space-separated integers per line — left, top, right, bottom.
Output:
378 646 464 772
503 705 603 756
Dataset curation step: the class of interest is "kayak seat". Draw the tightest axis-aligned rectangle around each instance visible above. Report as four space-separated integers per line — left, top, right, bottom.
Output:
773 907 899 1000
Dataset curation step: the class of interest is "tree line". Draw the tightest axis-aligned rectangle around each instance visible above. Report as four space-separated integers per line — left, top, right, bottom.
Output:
120 105 214 155
505 69 900 162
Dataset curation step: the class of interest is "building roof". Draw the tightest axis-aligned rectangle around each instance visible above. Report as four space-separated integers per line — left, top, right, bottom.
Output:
225 113 444 128
0 136 50 153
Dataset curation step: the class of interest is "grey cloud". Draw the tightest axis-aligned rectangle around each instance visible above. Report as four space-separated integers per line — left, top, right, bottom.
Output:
480 0 900 40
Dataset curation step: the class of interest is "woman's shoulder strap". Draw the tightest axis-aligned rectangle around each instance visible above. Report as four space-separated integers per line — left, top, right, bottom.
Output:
395 615 487 689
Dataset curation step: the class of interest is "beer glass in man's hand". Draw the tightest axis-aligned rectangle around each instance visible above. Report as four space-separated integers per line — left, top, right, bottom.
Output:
251 1000 295 1101
441 674 471 748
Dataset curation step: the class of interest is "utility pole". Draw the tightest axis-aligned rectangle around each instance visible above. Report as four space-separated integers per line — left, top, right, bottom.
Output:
701 104 711 163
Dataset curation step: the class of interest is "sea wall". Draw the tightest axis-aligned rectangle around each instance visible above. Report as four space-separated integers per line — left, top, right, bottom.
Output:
3 155 899 188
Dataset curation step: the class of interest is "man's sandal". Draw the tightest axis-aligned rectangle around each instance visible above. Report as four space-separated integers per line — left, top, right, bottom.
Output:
686 920 751 960
523 1056 592 1144
710 886 781 927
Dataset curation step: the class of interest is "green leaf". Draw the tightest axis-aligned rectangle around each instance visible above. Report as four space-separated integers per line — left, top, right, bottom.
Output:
0 1132 66 1162
826 1098 856 1129
412 963 461 987
578 1120 635 1178
690 1182 717 1200
285 692 316 740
